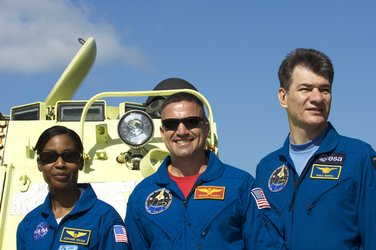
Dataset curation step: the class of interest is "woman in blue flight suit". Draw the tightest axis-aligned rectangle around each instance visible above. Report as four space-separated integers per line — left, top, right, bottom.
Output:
17 125 128 250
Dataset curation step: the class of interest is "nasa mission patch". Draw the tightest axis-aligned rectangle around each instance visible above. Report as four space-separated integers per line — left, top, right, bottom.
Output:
268 165 289 192
145 188 172 214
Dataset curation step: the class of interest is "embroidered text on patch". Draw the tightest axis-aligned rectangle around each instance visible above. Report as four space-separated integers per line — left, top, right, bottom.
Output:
310 164 342 179
194 186 225 200
251 188 270 209
60 227 91 245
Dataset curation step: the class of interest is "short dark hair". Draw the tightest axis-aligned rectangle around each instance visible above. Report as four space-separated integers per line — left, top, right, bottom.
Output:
278 48 334 90
160 92 206 118
34 125 83 155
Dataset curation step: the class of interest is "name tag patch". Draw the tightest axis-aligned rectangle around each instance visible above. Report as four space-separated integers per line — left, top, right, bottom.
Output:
310 164 342 180
60 227 91 245
194 186 225 200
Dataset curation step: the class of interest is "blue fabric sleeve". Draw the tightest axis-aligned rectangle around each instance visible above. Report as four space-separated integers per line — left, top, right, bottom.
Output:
358 146 376 249
16 220 27 250
99 208 128 250
245 177 287 250
124 193 149 250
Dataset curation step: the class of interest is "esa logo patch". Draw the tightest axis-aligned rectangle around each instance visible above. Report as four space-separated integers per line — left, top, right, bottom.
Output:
316 153 345 165
145 188 172 214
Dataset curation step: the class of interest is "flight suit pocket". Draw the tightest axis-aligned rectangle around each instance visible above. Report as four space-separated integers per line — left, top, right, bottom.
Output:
139 213 179 248
193 198 241 249
306 177 355 214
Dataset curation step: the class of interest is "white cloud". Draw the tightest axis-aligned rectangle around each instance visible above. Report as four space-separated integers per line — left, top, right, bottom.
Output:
0 0 147 73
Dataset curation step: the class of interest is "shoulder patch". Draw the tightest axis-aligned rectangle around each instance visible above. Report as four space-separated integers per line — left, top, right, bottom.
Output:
372 156 376 169
113 225 128 243
251 188 270 209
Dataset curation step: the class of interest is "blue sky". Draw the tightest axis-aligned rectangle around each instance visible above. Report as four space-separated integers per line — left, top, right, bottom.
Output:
1 0 375 174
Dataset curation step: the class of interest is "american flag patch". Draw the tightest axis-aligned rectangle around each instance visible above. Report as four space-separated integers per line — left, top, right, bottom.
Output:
113 225 128 243
251 188 270 209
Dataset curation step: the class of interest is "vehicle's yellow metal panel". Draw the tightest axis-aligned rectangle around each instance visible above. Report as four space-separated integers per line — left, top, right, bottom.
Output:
45 37 96 106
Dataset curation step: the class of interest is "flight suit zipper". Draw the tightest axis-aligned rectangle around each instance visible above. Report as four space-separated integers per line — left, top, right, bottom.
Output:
183 199 188 250
184 180 203 250
51 220 61 249
51 227 56 249
289 154 317 225
288 170 297 225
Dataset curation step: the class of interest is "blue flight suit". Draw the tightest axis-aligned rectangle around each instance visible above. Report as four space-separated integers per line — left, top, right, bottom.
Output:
255 122 376 249
125 151 286 250
17 184 128 250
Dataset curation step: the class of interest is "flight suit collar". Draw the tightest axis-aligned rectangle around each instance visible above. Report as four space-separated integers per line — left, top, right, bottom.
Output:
40 184 97 225
70 184 97 214
268 122 342 215
279 122 339 164
155 150 225 186
313 122 339 155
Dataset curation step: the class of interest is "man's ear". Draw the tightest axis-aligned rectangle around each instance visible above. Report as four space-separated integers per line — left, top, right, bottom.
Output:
204 120 210 137
160 126 165 142
278 87 288 108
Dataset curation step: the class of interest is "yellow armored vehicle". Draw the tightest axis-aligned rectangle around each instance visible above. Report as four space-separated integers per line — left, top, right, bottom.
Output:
0 37 218 249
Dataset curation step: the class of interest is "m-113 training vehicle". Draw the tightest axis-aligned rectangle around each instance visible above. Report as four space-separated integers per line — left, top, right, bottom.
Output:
0 37 218 249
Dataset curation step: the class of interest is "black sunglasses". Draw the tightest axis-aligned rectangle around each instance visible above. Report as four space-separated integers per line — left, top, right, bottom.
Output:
38 151 82 164
161 116 204 131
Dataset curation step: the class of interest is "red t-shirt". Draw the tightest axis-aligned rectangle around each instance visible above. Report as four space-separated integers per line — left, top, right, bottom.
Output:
168 171 201 198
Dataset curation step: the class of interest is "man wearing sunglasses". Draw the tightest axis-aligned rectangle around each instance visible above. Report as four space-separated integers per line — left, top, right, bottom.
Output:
125 91 285 249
